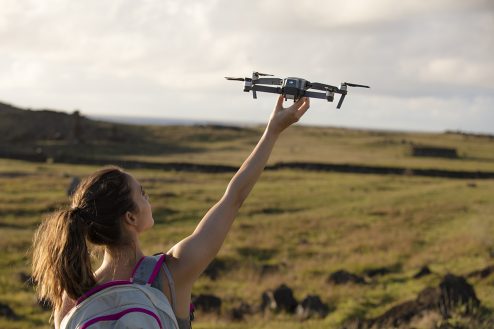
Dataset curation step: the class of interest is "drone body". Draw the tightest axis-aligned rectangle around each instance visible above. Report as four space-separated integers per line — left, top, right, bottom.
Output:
225 71 370 109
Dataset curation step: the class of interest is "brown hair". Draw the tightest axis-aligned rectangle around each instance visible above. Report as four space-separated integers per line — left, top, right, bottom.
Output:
32 166 137 310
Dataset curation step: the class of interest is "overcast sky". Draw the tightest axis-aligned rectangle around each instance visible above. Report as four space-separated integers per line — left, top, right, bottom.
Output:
1 0 493 133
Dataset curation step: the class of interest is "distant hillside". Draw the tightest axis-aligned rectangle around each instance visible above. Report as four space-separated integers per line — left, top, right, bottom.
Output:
0 101 142 144
0 101 254 162
1 100 494 176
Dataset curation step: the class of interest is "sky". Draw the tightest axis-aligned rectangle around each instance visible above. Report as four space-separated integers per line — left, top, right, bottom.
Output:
1 0 493 134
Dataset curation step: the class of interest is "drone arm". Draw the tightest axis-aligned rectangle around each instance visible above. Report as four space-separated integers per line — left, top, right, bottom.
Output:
251 85 283 95
304 91 328 100
255 78 283 85
309 82 339 92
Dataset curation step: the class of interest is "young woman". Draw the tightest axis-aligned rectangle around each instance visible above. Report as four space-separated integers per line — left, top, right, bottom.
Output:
32 95 310 328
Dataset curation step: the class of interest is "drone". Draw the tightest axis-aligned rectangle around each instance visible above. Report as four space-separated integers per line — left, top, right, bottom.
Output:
225 71 370 109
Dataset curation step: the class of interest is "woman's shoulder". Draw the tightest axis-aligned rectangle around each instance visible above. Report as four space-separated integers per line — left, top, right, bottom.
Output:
54 292 76 329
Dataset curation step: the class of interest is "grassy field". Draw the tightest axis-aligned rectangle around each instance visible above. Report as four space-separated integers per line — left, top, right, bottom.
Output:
0 125 493 328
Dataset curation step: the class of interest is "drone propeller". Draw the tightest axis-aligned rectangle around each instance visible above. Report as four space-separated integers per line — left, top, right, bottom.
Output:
254 72 274 77
225 77 247 81
342 82 370 88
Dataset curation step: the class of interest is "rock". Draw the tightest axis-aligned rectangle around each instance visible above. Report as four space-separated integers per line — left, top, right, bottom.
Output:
203 258 227 281
361 274 480 328
413 266 432 279
296 295 329 319
363 264 400 278
272 284 298 314
0 302 19 320
438 274 480 317
416 287 441 308
369 300 423 328
37 298 52 311
260 263 284 277
229 302 251 321
260 291 276 312
192 294 222 314
261 284 298 314
327 270 366 285
467 265 494 279
17 272 35 287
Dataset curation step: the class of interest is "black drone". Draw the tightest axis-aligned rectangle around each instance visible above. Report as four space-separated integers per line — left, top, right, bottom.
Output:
225 71 370 109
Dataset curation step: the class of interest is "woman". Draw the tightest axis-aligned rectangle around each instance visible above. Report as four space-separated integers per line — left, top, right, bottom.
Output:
32 95 310 328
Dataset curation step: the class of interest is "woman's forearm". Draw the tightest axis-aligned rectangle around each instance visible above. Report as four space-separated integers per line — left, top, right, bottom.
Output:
225 127 279 206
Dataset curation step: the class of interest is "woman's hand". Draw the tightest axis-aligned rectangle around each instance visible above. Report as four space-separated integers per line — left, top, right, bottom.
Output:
267 95 310 135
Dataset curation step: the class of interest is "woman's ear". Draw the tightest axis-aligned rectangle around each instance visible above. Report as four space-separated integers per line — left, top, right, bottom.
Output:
123 211 138 227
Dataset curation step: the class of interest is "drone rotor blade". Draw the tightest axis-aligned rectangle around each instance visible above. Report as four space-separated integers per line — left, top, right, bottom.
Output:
344 82 370 88
254 72 274 77
337 94 346 109
225 77 246 81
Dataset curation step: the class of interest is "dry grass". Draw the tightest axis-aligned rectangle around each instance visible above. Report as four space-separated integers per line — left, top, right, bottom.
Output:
0 125 493 328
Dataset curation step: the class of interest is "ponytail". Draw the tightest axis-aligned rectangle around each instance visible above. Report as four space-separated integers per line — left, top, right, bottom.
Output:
32 166 136 312
32 209 96 310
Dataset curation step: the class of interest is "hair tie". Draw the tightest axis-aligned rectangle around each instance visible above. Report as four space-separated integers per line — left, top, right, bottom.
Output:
69 207 86 221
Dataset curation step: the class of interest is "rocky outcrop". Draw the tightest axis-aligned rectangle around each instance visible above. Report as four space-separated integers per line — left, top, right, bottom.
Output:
341 274 481 329
327 270 366 285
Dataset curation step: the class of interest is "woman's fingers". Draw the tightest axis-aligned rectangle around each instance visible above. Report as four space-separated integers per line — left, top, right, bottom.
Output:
275 94 284 112
293 97 310 120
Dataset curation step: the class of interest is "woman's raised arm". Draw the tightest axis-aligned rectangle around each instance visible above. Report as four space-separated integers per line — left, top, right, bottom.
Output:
168 95 310 284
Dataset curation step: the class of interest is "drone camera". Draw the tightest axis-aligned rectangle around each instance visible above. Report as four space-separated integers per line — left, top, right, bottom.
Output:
282 78 307 101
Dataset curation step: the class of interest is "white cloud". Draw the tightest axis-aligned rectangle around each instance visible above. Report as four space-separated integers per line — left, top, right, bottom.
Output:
0 0 492 133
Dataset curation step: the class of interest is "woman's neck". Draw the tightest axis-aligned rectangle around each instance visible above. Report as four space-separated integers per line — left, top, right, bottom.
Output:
95 244 145 283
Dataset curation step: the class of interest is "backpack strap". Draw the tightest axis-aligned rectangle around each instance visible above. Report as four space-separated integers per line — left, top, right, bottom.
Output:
160 258 178 312
131 253 194 325
131 254 166 286
130 254 177 311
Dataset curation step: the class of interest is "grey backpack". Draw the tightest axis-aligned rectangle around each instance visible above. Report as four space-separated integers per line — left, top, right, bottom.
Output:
61 254 179 329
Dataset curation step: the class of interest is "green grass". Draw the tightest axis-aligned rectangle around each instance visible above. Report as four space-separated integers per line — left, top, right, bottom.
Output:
0 125 493 328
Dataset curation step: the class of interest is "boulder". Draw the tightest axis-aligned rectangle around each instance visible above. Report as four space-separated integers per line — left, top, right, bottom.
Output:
260 291 276 312
413 266 432 279
357 274 480 328
363 264 401 278
0 302 19 320
467 265 494 279
438 274 480 317
272 284 298 314
17 272 35 287
192 294 222 314
327 270 366 285
296 295 330 319
203 258 227 281
261 284 298 314
228 302 251 321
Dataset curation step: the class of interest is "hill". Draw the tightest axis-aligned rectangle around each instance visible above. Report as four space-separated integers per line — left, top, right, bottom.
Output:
1 100 494 175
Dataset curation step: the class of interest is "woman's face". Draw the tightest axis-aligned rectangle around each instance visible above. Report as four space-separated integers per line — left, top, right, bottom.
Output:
127 174 154 232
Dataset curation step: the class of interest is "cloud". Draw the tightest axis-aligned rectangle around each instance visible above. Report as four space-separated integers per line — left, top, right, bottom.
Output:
0 0 492 133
